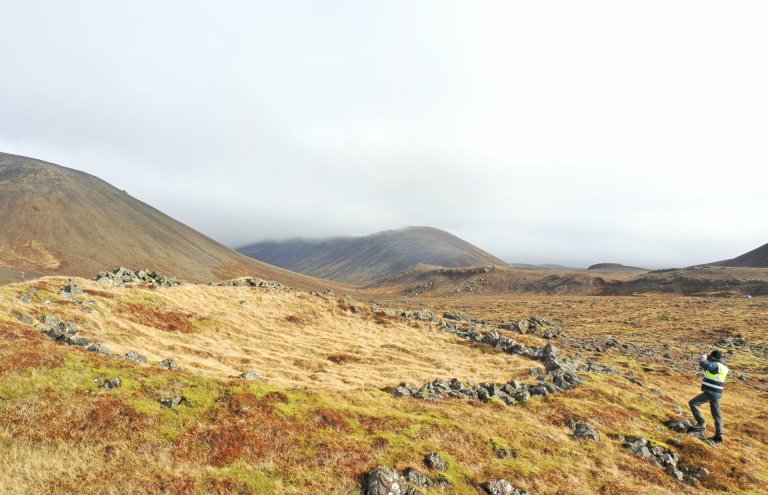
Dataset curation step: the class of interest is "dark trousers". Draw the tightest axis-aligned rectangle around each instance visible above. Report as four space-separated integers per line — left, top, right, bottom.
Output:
689 392 723 436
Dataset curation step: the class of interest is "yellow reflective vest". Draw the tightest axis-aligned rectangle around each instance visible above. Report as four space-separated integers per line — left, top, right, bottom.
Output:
702 361 728 397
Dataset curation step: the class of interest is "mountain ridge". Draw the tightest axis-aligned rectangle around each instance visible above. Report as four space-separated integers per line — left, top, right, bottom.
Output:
238 226 509 285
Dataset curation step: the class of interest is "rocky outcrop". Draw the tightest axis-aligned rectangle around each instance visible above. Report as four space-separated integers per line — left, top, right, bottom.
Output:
95 267 182 287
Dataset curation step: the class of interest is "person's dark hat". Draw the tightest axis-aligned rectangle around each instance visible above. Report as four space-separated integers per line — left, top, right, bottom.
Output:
709 349 723 360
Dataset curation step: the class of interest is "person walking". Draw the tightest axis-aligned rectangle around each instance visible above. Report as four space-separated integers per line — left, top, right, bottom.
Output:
689 349 728 443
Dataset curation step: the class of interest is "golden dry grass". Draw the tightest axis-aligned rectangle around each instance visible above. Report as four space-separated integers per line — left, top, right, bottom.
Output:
2 278 536 390
0 278 766 494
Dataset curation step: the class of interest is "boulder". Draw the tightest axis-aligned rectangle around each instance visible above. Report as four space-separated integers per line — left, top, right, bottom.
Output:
484 479 527 495
100 377 122 390
60 279 84 299
424 452 447 472
160 396 186 408
366 466 409 495
86 343 112 355
666 419 693 433
392 384 415 397
124 351 148 363
567 420 600 441
239 370 261 380
159 358 181 370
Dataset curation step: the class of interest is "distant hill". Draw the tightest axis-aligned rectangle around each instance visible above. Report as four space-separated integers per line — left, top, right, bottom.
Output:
0 152 344 289
713 242 768 268
238 226 508 285
587 263 648 272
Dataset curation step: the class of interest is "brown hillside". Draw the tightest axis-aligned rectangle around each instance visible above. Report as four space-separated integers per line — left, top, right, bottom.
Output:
714 241 768 268
0 152 346 290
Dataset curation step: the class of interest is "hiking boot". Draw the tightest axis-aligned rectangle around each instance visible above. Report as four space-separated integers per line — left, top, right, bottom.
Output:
689 423 706 432
710 435 723 444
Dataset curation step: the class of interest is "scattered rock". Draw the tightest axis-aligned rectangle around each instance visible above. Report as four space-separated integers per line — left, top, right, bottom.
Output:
160 396 186 409
716 337 749 347
621 435 706 483
86 343 112 355
666 419 694 433
64 335 93 347
124 351 148 363
424 452 447 472
41 315 59 327
238 370 261 380
402 468 431 487
567 420 600 441
484 479 528 495
159 358 181 370
100 377 122 390
60 279 84 299
392 384 414 397
19 294 32 303
494 448 517 459
366 466 409 495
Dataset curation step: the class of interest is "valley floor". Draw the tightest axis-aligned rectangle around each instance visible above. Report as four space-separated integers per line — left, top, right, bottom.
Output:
1 278 766 494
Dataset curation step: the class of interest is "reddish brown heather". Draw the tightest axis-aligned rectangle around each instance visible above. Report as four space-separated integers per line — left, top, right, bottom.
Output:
117 302 199 334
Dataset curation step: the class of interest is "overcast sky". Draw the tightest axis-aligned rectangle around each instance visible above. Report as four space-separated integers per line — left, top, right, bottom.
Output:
1 1 766 268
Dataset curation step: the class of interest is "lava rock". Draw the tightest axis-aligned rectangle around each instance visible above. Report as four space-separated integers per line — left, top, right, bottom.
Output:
124 350 148 363
159 358 181 370
100 377 122 390
160 396 186 408
366 466 409 495
86 343 112 355
567 420 600 441
239 370 262 380
666 419 694 433
484 479 528 495
424 452 447 472
402 467 431 487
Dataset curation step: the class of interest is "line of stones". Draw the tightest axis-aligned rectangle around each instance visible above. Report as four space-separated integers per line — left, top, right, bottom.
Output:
389 312 614 405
